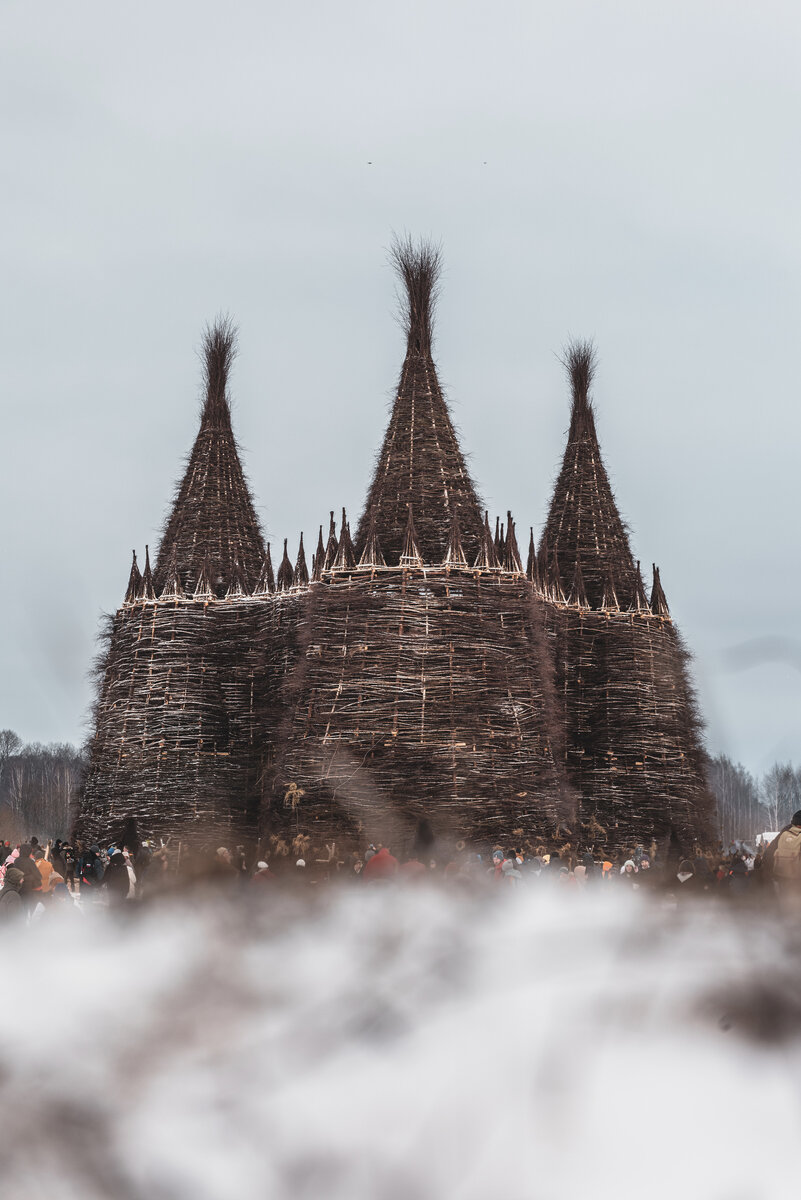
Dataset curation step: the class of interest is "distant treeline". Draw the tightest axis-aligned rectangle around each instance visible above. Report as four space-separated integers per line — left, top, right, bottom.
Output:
0 730 86 842
707 754 801 844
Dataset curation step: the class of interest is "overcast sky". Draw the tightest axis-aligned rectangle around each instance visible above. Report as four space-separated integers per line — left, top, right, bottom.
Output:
2 0 799 775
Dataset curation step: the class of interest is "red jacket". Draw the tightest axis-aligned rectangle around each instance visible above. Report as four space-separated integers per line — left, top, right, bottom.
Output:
362 847 399 882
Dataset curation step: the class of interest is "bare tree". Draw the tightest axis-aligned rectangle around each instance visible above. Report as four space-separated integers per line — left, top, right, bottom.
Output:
0 739 85 841
760 763 800 831
708 755 762 843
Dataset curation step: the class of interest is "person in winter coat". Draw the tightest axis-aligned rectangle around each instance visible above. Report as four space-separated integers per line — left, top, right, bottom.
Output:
618 860 638 887
252 860 274 884
15 845 43 906
581 852 598 882
0 845 19 887
722 855 750 897
362 846 399 882
102 852 132 905
0 841 11 866
0 867 25 924
400 855 428 882
34 848 54 893
501 855 525 886
765 811 801 885
78 847 103 900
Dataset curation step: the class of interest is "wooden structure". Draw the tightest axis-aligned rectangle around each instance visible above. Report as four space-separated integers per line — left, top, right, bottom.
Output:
75 246 713 855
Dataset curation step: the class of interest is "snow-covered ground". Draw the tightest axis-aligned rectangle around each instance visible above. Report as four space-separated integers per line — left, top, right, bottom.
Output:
0 887 799 1199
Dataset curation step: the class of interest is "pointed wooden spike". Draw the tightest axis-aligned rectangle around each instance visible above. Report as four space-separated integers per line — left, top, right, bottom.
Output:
629 560 651 613
526 528 540 587
124 550 142 604
600 565 620 611
568 557 589 608
161 545 185 600
550 551 566 604
225 557 249 599
141 545 156 600
255 546 275 595
400 504 423 567
323 511 338 572
312 525 325 581
650 563 670 618
473 512 499 570
443 506 468 568
193 553 214 599
503 512 523 574
294 533 310 588
333 508 357 570
277 538 294 591
358 510 387 569
538 533 549 584
494 515 502 558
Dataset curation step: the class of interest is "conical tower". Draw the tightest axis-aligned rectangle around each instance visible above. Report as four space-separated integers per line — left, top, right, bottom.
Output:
540 341 639 608
355 237 484 565
154 319 265 596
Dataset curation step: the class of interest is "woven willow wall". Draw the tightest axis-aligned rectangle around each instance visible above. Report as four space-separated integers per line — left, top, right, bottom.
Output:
77 592 305 848
545 602 715 851
267 568 571 852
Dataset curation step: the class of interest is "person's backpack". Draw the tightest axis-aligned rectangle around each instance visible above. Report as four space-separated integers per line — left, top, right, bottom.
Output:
773 826 801 881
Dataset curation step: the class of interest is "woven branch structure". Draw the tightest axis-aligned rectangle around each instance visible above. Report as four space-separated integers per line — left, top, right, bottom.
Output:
75 246 714 856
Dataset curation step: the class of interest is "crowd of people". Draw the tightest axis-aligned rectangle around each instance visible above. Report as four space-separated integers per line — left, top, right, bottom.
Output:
1 809 800 923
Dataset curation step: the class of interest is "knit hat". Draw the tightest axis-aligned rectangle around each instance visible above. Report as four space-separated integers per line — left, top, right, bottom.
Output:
256 861 269 871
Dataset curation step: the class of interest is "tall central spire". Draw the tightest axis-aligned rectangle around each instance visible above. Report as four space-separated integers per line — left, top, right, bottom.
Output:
355 237 484 565
154 318 265 595
540 340 639 608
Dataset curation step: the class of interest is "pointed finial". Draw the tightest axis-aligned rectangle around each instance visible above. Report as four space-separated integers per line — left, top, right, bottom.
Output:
323 510 338 572
561 338 597 411
600 565 619 611
390 234 442 357
333 508 357 570
629 561 651 613
549 551 566 604
161 545 185 600
124 550 142 604
294 533 309 588
193 553 214 600
255 546 275 595
141 545 156 601
503 512 523 574
400 504 423 567
473 511 499 571
538 533 549 585
650 564 670 618
277 538 294 591
443 506 467 568
225 558 249 599
568 558 589 608
201 316 237 427
526 528 540 588
312 525 325 581
358 509 387 569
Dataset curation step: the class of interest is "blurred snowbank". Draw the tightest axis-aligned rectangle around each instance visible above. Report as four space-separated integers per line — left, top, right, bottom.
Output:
0 889 799 1199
